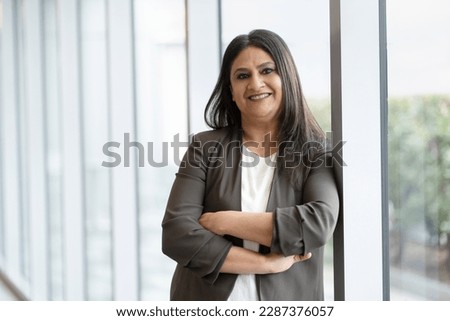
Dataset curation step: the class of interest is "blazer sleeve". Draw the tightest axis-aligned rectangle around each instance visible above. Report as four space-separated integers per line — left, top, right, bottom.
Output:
270 160 340 256
161 134 232 284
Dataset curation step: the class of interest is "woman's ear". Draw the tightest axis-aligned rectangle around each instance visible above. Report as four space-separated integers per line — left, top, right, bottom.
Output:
230 85 235 102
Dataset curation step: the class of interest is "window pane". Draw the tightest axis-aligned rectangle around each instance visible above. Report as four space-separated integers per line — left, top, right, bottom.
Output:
0 0 4 259
43 0 64 300
388 0 450 300
16 0 30 281
221 0 333 300
134 0 188 300
80 0 113 300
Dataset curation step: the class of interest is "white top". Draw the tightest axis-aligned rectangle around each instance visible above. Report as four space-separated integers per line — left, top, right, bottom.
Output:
228 146 276 301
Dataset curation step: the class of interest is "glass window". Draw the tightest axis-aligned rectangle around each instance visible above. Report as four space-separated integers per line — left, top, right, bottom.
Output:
0 0 4 259
388 0 450 300
0 0 31 288
221 0 333 299
43 0 64 300
80 0 113 300
16 0 30 282
134 0 188 300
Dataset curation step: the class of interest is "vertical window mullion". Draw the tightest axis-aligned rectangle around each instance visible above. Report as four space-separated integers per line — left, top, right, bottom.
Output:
59 0 86 300
24 0 50 300
329 0 345 301
331 0 385 300
108 0 139 300
16 0 30 285
80 0 113 300
378 0 390 301
0 0 5 262
44 0 65 300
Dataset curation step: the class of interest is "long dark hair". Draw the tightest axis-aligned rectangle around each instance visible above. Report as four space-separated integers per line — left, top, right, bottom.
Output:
204 29 326 184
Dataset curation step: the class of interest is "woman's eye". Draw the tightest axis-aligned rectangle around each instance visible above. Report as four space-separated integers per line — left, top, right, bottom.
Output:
262 68 274 74
237 73 249 79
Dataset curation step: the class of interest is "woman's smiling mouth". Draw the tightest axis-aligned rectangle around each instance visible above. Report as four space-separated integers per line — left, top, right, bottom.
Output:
248 93 271 100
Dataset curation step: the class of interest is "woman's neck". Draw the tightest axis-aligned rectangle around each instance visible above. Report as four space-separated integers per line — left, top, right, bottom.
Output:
241 123 278 157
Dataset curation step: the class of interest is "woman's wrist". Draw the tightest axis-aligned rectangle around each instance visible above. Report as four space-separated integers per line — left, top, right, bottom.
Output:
253 252 279 274
260 253 274 274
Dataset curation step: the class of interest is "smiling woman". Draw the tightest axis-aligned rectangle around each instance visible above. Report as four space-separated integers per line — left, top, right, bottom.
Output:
230 46 283 151
161 29 339 301
0 0 337 302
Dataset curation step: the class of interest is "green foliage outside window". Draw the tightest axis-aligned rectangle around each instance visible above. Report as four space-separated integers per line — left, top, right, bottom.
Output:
389 95 450 287
389 95 450 241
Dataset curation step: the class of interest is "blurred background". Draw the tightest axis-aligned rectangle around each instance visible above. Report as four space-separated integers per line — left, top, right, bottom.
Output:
0 0 449 300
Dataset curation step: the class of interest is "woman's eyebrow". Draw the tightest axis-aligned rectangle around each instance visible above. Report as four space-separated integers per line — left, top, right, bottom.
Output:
232 62 276 76
258 61 276 69
232 67 249 76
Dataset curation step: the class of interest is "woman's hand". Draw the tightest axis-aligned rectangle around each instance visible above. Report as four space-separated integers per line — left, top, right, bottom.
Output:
220 246 312 274
264 252 312 274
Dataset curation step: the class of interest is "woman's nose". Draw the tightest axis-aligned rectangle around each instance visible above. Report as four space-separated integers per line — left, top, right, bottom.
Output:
248 74 265 90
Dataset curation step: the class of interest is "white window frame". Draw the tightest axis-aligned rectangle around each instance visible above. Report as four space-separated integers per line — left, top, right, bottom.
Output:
330 0 388 300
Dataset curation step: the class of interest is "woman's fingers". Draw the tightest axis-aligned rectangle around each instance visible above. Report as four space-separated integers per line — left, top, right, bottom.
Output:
294 252 312 262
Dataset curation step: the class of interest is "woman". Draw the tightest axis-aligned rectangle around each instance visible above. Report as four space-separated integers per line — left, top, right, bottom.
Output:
162 29 339 300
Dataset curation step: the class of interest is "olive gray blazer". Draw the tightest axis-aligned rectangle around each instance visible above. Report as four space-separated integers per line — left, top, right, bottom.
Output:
162 127 339 300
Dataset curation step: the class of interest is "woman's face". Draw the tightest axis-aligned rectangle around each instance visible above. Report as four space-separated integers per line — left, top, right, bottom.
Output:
229 46 283 128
